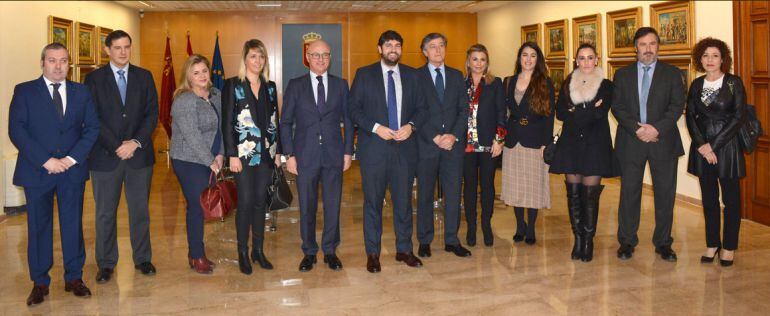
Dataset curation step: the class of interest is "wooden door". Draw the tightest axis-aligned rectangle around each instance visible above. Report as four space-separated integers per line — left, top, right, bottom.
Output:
734 1 770 225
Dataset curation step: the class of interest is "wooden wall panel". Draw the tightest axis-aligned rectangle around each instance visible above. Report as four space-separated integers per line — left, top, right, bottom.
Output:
751 18 769 76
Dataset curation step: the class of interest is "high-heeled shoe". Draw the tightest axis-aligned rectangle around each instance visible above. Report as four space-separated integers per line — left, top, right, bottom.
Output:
252 249 274 270
719 249 734 267
238 250 253 275
700 247 720 263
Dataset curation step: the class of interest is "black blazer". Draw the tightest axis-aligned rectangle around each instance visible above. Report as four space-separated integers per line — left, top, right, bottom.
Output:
84 64 158 172
686 73 747 179
469 77 506 148
279 73 354 169
611 61 686 160
222 76 281 163
503 75 555 149
348 62 426 166
556 75 614 149
415 64 467 158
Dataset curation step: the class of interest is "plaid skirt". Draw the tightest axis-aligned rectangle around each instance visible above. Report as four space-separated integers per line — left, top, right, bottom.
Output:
501 144 551 209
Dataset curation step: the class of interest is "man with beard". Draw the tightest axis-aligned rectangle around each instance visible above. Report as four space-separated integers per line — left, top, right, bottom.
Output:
611 27 685 262
348 30 427 273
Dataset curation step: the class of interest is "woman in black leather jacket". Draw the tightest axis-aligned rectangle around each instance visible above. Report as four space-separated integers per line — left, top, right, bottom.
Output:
685 37 746 267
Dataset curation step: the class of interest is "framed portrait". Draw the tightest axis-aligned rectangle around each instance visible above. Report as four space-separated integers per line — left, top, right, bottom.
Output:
521 23 541 46
572 14 602 57
660 57 696 87
97 27 112 65
77 66 97 83
607 7 642 58
544 19 568 59
48 16 73 62
650 1 695 55
547 59 568 97
75 22 96 65
607 59 635 80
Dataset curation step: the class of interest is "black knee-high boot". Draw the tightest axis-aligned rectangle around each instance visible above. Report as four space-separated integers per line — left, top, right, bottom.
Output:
525 208 538 245
513 207 526 242
566 182 583 260
581 185 604 262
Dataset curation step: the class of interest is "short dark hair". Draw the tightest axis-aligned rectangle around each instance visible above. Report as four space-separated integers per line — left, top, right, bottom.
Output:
378 30 403 46
692 37 733 74
105 30 132 48
633 27 660 47
421 33 447 51
40 42 68 61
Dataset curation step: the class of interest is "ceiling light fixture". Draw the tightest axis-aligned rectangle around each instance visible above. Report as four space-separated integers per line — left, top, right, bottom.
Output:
256 3 282 7
138 1 152 7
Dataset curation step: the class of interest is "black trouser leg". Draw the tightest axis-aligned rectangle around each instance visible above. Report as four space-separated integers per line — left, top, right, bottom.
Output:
699 164 722 249
526 208 538 240
720 177 741 251
462 152 479 245
514 207 526 238
479 152 497 244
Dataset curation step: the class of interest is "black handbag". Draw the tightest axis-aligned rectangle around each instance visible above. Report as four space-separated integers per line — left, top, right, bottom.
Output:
543 128 561 164
267 167 293 211
739 104 763 154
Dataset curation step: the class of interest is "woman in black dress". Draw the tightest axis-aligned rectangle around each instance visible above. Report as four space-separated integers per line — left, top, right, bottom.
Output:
550 43 615 262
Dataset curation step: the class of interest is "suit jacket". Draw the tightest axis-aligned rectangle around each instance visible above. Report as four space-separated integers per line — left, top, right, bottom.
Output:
611 60 686 160
222 76 281 165
471 77 507 148
280 73 353 169
9 77 100 187
84 64 158 171
415 64 467 158
503 75 556 149
348 61 426 166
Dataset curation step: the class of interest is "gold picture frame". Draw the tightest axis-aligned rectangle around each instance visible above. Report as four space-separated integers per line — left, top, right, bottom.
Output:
521 23 541 46
97 27 112 65
75 22 96 65
607 59 636 80
660 57 696 86
48 16 73 63
572 14 602 57
544 19 568 59
650 1 696 56
77 66 97 83
547 59 568 97
607 7 642 58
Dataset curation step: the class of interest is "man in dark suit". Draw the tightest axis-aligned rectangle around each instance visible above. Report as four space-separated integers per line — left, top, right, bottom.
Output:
611 27 686 262
348 30 427 273
84 30 159 282
9 42 99 306
414 33 470 258
280 40 353 272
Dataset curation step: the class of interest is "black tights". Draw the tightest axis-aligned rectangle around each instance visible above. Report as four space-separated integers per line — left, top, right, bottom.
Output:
514 207 538 239
565 174 602 186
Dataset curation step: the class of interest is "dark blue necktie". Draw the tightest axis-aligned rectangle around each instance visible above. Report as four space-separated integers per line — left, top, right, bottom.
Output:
435 67 444 103
387 70 398 130
316 75 326 110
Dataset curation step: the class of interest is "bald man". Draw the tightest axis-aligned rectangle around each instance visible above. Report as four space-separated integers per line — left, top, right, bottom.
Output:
280 40 353 272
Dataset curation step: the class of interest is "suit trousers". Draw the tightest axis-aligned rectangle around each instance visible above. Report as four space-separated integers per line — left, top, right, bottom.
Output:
234 162 273 252
297 163 342 255
617 150 678 248
462 152 497 235
360 147 415 254
171 159 209 259
25 179 86 286
698 163 741 250
417 150 463 246
92 161 153 268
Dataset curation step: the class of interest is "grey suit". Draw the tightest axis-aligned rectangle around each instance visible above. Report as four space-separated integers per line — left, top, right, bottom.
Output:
611 60 686 248
169 89 224 165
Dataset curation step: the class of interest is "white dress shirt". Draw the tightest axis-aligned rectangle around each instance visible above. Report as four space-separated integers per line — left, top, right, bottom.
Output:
310 70 328 104
373 61 403 132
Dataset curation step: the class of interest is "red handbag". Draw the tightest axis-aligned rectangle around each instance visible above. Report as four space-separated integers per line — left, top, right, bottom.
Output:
200 171 237 221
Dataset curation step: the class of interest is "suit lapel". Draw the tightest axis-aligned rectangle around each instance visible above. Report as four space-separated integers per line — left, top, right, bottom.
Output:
374 64 387 113
62 80 76 125
125 64 140 109
304 74 321 115
36 77 62 124
104 65 124 109
647 63 663 111
422 66 441 105
324 75 336 115
630 64 641 117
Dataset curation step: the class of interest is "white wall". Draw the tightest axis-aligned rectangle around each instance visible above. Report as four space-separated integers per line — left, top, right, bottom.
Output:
0 1 140 211
477 1 734 200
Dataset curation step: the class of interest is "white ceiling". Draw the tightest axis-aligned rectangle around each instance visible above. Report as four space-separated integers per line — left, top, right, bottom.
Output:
116 1 508 13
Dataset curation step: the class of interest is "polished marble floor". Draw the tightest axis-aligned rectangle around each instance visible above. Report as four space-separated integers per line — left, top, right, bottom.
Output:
2 157 770 315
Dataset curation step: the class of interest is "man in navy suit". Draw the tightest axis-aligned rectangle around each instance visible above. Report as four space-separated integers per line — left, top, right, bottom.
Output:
348 30 427 273
415 33 471 258
280 40 353 272
9 42 99 306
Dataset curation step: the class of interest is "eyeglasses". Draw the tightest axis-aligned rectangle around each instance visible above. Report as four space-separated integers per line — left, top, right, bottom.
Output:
308 53 331 60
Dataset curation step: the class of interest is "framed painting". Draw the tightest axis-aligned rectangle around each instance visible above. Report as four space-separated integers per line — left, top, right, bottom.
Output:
48 16 73 62
547 59 568 97
97 27 112 65
521 23 541 46
75 22 96 65
77 66 97 83
607 7 642 58
660 57 696 87
572 14 602 57
544 19 568 59
650 1 695 55
607 59 635 80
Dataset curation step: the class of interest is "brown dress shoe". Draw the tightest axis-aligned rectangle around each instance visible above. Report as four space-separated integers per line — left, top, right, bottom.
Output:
64 279 92 298
395 252 423 267
189 258 214 274
189 254 216 267
366 253 381 273
26 284 48 306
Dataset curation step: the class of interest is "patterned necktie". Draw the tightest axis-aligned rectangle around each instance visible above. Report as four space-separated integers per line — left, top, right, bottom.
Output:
640 66 651 124
387 70 399 130
435 67 445 103
316 75 326 110
51 83 64 119
117 69 127 105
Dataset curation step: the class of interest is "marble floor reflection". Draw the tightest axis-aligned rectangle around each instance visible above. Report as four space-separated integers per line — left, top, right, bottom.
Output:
2 158 770 315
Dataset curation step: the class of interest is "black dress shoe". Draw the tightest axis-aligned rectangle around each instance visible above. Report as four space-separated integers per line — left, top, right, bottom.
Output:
366 253 381 273
617 244 634 260
238 250 252 275
655 246 677 262
64 279 92 297
134 262 156 276
445 244 472 257
324 254 343 270
395 252 423 267
298 255 316 272
26 284 48 306
418 244 432 258
95 267 113 284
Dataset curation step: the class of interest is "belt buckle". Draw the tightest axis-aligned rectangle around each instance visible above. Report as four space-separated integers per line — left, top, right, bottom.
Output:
519 118 529 126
